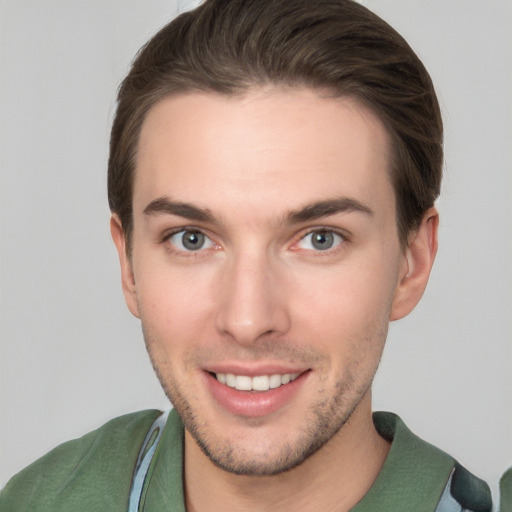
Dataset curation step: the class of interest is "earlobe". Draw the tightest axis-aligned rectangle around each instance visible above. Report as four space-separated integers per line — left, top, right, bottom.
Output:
390 207 439 321
110 215 140 319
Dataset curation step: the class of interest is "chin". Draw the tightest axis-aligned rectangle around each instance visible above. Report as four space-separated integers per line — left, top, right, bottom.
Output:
177 384 364 477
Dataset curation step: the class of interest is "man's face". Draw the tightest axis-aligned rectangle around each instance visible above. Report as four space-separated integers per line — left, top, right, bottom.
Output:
115 88 412 475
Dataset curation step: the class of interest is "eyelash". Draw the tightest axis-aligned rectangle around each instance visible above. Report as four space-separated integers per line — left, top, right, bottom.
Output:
161 228 217 256
295 229 346 253
161 227 348 256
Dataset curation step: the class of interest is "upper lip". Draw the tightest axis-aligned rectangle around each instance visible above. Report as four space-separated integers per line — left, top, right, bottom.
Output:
203 363 310 377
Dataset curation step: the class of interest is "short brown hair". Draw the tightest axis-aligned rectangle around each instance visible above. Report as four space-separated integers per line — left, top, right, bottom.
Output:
108 0 442 252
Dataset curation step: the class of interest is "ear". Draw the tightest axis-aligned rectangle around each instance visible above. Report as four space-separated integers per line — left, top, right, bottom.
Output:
390 207 439 321
110 215 140 318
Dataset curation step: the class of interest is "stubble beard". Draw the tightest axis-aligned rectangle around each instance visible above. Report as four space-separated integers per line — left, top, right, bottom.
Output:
184 376 367 476
142 329 386 477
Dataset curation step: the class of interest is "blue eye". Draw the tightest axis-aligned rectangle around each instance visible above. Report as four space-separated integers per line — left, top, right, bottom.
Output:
168 230 215 251
298 230 343 251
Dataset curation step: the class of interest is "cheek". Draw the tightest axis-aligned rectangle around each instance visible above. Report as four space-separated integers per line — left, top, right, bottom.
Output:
290 257 397 351
133 259 217 346
296 257 397 315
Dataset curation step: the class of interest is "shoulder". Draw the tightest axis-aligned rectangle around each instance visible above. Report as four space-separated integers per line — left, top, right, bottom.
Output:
499 466 512 512
0 409 161 512
437 462 493 512
369 412 492 512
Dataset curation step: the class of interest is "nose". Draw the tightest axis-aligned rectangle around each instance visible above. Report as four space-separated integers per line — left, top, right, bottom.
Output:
214 249 291 345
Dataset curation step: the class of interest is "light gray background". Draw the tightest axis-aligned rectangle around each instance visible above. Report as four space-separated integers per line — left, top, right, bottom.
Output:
1 0 511 502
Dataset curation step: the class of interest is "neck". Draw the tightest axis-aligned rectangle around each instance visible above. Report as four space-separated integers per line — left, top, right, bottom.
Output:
184 394 390 512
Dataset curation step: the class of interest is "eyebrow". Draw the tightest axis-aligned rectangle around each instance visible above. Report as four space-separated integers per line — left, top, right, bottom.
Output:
144 197 215 222
286 197 373 223
143 196 373 224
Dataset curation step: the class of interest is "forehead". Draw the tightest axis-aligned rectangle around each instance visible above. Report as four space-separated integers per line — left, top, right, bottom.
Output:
134 87 394 221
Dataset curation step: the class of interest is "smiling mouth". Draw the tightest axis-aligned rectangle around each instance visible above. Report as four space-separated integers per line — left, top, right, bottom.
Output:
214 372 301 392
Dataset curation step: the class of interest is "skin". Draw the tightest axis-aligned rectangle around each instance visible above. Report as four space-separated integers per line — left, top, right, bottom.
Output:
111 87 438 511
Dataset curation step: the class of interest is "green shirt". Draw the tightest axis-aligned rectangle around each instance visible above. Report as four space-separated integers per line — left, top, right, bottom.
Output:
500 467 512 512
0 410 492 511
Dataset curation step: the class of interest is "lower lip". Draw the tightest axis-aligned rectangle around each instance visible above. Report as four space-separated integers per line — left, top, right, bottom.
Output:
204 371 309 418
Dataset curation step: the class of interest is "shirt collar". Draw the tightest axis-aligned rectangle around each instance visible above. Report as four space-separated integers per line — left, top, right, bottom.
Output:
143 410 454 511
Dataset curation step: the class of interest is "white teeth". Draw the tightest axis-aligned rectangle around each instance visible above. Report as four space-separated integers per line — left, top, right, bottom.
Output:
235 375 252 391
269 374 282 389
252 375 269 391
215 372 300 391
226 373 236 387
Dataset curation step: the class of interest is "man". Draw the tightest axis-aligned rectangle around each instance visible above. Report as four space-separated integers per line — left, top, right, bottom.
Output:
0 0 495 510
